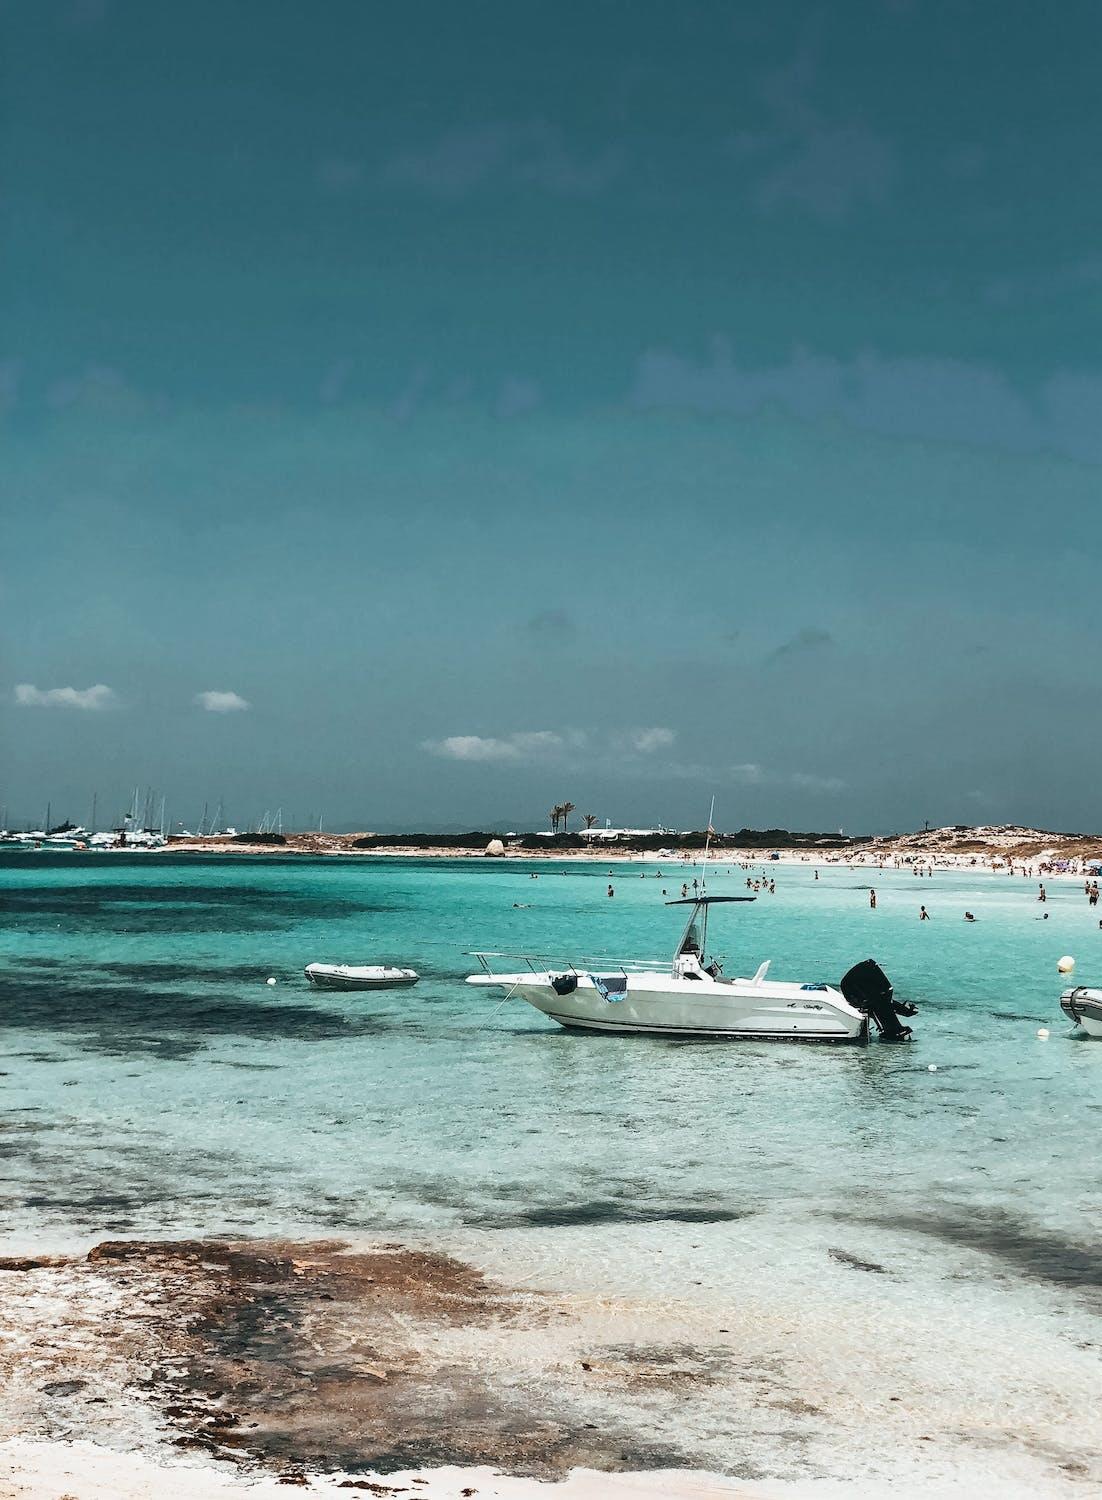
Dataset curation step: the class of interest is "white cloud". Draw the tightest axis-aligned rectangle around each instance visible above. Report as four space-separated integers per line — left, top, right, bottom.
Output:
419 728 844 796
726 38 897 221
422 732 564 763
631 338 1102 464
383 123 622 199
496 375 543 418
631 726 676 753
730 763 766 785
510 730 568 755
195 690 250 714
14 682 117 710
45 364 148 416
790 772 846 793
753 123 895 221
424 727 671 765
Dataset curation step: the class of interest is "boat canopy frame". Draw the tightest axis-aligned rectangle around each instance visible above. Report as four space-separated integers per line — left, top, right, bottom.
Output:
665 895 757 967
469 895 758 980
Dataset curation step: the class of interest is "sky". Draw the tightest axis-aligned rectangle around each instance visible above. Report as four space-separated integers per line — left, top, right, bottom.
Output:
3 0 1102 834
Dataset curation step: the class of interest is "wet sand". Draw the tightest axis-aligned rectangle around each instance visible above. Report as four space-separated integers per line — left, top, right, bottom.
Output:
0 1238 746 1495
1 1235 1097 1499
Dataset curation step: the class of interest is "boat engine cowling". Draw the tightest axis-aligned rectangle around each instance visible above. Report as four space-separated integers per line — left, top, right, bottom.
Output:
839 958 915 1042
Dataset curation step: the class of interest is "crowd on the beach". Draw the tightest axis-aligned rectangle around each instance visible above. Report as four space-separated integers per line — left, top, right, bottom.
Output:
515 849 1102 930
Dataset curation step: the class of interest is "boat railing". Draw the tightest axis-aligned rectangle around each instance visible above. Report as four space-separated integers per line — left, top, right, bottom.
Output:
468 950 668 977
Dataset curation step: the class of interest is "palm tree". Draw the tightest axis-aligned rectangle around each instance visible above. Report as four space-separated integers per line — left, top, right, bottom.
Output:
583 813 598 830
561 801 576 834
549 805 562 833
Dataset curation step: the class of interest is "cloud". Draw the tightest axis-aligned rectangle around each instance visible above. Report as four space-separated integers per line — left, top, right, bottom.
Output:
496 375 543 419
526 608 575 638
983 256 1102 308
667 760 843 793
790 772 846 793
422 726 673 765
14 682 117 710
726 37 896 220
630 338 1102 465
382 123 622 199
319 358 354 405
315 156 364 194
769 627 834 661
195 690 250 713
630 727 676 753
61 0 111 33
422 731 564 763
729 764 845 793
45 365 150 416
751 123 895 220
0 359 20 414
420 728 843 796
388 364 430 423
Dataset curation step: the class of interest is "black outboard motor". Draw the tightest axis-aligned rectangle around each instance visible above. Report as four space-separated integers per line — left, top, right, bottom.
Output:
839 959 916 1042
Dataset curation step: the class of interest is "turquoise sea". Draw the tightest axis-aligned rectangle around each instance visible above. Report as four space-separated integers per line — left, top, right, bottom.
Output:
2 851 1100 1490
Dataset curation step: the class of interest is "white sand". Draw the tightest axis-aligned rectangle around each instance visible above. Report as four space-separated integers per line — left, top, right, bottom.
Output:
0 1439 781 1500
3 1436 1086 1499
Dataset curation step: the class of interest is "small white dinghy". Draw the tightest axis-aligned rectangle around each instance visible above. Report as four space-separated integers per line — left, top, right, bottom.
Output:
305 963 419 991
1060 987 1102 1037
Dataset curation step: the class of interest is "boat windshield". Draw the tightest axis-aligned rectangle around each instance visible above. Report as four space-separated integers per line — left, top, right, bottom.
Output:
678 912 704 957
667 896 756 972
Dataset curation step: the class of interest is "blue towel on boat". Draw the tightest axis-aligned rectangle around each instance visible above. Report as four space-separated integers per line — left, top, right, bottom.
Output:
590 974 628 1003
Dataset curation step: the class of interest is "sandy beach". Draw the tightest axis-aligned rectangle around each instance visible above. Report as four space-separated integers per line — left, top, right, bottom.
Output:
0 1240 858 1500
1 1233 1092 1500
88 822 1102 876
0 1441 763 1500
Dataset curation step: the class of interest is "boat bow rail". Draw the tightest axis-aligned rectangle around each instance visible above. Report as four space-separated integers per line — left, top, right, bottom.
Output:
467 951 669 978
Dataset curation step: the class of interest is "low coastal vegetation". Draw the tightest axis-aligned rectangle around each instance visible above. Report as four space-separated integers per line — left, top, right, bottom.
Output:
139 823 1102 868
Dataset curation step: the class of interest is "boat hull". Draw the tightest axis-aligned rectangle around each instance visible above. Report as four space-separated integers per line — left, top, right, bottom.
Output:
1060 987 1102 1037
305 965 419 990
472 972 868 1042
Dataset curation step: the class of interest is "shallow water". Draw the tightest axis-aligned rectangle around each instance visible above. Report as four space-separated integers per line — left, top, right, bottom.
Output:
2 852 1100 1488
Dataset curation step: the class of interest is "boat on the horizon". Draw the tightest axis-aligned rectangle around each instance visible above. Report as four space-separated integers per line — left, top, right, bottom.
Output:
467 895 916 1043
1060 986 1102 1037
305 962 419 990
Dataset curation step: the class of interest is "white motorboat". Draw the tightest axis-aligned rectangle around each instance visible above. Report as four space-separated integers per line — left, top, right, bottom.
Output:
305 963 419 990
467 895 915 1043
1060 987 1102 1037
